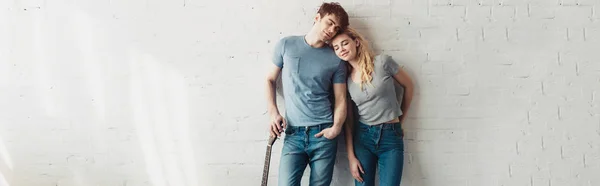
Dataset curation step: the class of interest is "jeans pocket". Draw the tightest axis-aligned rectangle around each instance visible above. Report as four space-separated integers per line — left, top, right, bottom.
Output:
393 123 404 138
356 122 369 132
319 124 336 141
284 126 296 136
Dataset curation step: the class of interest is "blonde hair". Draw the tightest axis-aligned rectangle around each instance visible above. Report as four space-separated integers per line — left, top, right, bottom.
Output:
338 28 375 90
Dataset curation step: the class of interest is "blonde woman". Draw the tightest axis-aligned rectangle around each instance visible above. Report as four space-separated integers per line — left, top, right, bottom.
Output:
330 28 414 186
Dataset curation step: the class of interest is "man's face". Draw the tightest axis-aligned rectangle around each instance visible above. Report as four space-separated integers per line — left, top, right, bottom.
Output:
315 13 341 41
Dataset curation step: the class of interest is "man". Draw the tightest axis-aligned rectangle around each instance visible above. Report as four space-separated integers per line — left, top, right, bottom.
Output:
264 2 350 186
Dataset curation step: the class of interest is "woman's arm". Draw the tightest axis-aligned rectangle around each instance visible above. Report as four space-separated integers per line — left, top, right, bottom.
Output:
344 97 365 182
344 97 356 159
392 68 414 123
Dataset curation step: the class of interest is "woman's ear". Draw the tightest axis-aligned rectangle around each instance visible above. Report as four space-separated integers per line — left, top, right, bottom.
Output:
355 39 360 47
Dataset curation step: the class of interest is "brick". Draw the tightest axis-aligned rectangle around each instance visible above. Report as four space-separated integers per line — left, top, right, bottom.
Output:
421 61 444 75
501 0 529 6
568 27 586 41
477 0 503 6
457 26 484 42
466 6 493 24
391 0 428 19
491 5 517 23
555 6 594 26
430 5 467 24
579 0 600 5
527 4 557 19
558 0 579 6
497 175 531 186
368 0 392 6
483 25 508 42
507 23 568 46
349 5 391 18
584 25 600 41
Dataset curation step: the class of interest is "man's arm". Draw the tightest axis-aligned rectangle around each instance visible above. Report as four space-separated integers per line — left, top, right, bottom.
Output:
314 83 347 139
332 83 347 130
315 60 348 139
265 64 286 137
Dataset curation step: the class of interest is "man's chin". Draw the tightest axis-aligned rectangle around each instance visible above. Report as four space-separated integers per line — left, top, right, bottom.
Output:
321 35 332 42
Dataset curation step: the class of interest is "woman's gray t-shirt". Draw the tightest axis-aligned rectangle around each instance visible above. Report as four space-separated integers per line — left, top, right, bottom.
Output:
348 54 403 125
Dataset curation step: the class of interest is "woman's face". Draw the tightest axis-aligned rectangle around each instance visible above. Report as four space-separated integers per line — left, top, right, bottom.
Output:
331 33 358 61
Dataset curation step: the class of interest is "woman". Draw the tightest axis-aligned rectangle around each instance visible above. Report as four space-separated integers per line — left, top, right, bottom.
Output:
330 28 414 186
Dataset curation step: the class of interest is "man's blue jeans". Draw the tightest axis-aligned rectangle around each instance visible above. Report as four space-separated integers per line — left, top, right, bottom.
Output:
278 123 338 186
354 121 404 186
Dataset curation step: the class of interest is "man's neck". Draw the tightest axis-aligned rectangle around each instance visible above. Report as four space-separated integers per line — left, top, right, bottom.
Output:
304 32 326 48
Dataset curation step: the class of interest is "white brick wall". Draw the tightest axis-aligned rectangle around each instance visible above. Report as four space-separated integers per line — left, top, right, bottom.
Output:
1 0 599 185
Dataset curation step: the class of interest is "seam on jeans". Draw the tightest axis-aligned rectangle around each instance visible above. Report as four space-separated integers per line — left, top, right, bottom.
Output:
393 124 404 138
283 152 304 155
376 126 383 149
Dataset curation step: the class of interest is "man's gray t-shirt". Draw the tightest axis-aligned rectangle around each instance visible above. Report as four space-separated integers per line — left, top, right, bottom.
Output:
348 54 403 125
273 36 347 127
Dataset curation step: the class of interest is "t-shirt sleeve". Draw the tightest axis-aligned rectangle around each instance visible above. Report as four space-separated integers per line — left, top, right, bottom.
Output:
332 61 347 84
272 38 286 68
383 55 401 76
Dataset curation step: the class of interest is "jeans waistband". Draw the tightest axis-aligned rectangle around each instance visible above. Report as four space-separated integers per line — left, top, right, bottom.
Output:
358 121 400 130
287 123 333 132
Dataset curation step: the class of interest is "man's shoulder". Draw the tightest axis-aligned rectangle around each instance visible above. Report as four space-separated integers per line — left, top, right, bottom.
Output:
279 35 302 43
276 35 303 51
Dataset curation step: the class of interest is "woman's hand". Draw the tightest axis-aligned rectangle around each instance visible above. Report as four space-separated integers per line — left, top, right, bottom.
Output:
348 156 365 182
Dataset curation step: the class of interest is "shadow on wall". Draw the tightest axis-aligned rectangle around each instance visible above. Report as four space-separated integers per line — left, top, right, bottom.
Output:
0 133 13 186
14 1 208 184
128 48 201 186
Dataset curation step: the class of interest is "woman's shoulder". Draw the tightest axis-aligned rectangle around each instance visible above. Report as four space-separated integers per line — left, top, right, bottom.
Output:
373 54 392 67
374 54 392 62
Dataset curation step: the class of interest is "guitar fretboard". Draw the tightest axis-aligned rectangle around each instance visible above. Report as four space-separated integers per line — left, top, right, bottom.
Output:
261 145 273 186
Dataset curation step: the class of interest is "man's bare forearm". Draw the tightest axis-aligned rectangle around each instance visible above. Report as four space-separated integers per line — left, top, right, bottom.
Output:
333 100 347 129
265 79 280 116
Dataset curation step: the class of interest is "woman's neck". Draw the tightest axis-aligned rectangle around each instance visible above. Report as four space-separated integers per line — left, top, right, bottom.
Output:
347 58 359 70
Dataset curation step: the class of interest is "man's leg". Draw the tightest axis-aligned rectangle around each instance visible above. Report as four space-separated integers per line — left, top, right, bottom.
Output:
306 127 338 186
279 130 309 186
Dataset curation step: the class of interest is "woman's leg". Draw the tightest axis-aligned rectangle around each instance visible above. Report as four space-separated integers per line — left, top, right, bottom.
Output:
377 123 405 186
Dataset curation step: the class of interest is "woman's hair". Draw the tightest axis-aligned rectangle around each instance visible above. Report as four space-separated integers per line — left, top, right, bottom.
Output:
338 28 375 90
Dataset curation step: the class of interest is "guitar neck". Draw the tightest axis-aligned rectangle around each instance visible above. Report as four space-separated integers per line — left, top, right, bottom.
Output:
261 145 273 186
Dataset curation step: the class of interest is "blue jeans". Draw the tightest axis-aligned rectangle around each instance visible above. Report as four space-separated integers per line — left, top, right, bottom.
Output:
278 123 338 186
354 121 404 186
